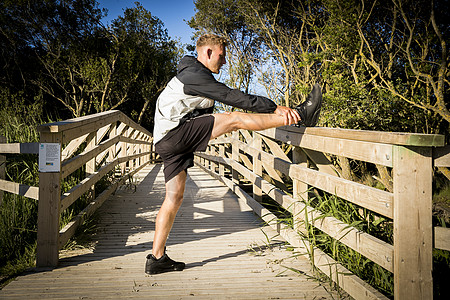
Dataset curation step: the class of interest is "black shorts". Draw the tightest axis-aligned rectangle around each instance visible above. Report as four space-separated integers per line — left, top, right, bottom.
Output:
155 115 215 182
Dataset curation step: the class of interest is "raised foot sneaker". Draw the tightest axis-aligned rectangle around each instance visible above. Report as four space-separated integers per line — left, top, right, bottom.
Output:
295 83 322 127
145 253 185 274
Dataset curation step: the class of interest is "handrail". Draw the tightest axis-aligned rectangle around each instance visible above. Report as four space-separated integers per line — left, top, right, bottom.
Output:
195 126 446 300
35 110 155 267
0 136 39 204
276 125 445 146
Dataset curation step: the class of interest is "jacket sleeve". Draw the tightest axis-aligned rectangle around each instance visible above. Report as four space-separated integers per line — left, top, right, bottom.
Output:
178 66 278 113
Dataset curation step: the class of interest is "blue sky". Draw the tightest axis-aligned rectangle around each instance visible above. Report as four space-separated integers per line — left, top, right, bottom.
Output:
97 0 197 45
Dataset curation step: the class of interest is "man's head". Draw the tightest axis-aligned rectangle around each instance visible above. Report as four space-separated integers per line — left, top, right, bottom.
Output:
196 34 228 74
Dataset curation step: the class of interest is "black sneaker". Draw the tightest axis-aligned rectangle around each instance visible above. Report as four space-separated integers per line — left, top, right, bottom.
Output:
295 83 322 127
145 253 185 274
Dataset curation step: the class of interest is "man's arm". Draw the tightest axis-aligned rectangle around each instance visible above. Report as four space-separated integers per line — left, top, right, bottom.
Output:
179 67 278 113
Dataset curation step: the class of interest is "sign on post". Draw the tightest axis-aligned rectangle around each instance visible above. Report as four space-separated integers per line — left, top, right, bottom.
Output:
39 143 61 173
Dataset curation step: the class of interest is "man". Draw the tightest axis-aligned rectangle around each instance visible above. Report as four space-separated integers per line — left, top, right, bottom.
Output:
146 34 322 274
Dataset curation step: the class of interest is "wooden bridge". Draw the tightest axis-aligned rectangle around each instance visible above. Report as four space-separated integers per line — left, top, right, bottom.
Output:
0 110 449 299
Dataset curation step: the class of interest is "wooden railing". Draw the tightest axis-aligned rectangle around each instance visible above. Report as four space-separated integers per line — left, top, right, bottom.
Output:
0 110 155 267
194 126 449 300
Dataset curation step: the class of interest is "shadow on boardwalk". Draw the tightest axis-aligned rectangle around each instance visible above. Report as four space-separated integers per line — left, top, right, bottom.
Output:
0 164 345 299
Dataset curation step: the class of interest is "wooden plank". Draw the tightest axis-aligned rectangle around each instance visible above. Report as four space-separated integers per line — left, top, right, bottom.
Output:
233 138 285 184
58 162 149 249
302 148 340 177
268 125 445 147
61 133 89 161
393 146 433 299
434 145 450 167
61 135 120 179
287 160 393 219
434 226 450 251
37 110 120 133
60 118 119 145
0 142 39 154
85 131 96 202
252 132 263 201
36 132 62 268
0 136 4 205
231 132 239 184
60 151 151 212
197 162 389 300
1 164 343 300
218 144 225 177
230 144 393 218
62 135 117 178
240 129 253 144
260 134 291 162
292 146 308 234
259 127 394 167
0 179 39 200
196 152 394 271
118 111 152 136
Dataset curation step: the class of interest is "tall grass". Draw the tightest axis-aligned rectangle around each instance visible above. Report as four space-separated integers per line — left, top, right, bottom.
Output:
302 192 394 297
0 93 43 281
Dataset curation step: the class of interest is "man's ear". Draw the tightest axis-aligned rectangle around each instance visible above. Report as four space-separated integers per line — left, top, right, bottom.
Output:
207 48 213 59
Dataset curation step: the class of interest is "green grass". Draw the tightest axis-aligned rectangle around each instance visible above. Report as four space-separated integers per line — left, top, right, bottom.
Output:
0 97 42 286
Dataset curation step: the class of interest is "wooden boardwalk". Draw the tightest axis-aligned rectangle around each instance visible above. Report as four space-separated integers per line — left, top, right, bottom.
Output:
1 164 343 299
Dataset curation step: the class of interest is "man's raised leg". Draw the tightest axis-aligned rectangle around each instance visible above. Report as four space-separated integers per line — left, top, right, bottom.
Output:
211 110 297 140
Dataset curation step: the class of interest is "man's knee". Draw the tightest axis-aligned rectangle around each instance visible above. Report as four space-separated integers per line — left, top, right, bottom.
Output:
165 191 184 209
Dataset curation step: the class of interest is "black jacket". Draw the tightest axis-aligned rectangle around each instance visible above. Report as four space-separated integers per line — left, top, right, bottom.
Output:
153 55 277 143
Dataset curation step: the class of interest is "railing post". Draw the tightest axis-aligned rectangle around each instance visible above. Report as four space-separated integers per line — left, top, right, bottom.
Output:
232 131 239 184
393 145 433 299
108 122 117 163
292 146 308 234
252 132 263 201
0 135 5 206
37 132 62 267
219 143 225 177
119 127 128 175
85 132 96 200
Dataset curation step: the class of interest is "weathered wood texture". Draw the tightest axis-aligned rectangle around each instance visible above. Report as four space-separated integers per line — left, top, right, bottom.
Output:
0 135 5 205
37 131 63 267
200 127 445 300
36 110 153 267
1 165 343 299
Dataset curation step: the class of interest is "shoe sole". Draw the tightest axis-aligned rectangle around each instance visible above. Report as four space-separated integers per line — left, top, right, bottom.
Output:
145 263 185 274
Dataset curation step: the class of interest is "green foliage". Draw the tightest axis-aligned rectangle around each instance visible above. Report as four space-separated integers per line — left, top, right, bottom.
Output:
191 0 449 134
0 0 179 129
0 90 42 278
297 192 394 297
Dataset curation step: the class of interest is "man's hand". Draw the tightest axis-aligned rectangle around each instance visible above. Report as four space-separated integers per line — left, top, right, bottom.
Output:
275 105 301 125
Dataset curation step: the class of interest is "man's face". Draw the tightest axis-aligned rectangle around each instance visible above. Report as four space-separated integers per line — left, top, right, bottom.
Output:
209 45 226 74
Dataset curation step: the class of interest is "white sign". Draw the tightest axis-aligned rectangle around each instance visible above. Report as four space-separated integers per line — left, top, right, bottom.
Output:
39 143 61 172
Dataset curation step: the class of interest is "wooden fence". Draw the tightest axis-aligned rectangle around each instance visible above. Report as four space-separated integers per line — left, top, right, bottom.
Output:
194 126 449 300
1 111 449 299
0 110 155 267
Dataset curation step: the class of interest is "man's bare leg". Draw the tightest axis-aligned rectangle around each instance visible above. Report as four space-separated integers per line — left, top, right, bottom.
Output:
152 170 187 259
150 107 300 262
211 110 299 140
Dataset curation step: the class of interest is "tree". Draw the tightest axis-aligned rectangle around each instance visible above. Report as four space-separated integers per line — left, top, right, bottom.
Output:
2 0 179 125
109 3 179 126
191 0 448 135
189 0 264 96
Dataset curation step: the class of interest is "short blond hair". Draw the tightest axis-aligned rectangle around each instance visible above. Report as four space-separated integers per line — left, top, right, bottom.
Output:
196 34 228 49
